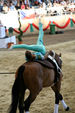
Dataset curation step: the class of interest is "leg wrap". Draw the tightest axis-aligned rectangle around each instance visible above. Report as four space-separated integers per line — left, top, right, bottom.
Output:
26 112 29 113
54 104 59 113
61 100 68 109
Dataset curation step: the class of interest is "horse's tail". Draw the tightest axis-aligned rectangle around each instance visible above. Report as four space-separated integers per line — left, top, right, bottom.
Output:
8 65 25 113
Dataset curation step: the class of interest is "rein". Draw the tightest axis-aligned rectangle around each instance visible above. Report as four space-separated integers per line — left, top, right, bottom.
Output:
0 72 15 74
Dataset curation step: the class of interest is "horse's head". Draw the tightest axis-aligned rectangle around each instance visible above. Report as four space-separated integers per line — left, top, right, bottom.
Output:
48 50 62 69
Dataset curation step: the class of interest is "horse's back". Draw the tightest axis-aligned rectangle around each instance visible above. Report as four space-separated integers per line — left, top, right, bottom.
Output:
23 62 55 89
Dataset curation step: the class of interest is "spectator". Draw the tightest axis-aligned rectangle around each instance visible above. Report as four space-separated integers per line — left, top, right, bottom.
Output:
53 0 60 7
44 0 49 5
34 0 39 5
38 0 42 4
12 0 17 7
60 0 66 6
29 0 33 8
24 0 30 9
15 2 20 10
0 0 3 12
29 0 33 6
3 2 9 13
9 1 16 11
21 1 25 10
42 0 46 8
48 1 52 7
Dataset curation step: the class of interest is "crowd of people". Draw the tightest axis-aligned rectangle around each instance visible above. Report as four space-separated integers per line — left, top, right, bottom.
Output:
0 0 75 13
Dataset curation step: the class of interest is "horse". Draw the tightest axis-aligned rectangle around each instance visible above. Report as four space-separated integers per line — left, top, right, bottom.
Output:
8 50 69 113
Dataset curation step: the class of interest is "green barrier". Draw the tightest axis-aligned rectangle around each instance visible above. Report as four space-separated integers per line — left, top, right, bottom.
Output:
50 23 55 34
8 27 13 36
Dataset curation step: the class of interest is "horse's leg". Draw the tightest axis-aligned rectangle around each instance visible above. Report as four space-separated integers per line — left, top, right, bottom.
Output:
59 93 69 111
18 88 25 113
51 77 61 113
24 91 38 113
52 88 60 113
51 80 69 113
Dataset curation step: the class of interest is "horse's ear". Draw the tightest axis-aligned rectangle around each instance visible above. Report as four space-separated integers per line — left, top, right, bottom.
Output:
59 53 61 57
49 50 55 57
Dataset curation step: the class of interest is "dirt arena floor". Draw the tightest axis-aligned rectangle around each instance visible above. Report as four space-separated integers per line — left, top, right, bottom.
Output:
0 29 75 113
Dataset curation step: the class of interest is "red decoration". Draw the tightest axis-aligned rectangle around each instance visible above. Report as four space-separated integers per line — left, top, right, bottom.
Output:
13 18 75 34
23 24 30 33
13 24 30 34
13 29 20 34
72 18 75 23
53 18 70 29
32 23 39 30
43 21 51 31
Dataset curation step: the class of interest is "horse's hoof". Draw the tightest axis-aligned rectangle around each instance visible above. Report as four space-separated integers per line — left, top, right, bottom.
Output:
65 107 70 111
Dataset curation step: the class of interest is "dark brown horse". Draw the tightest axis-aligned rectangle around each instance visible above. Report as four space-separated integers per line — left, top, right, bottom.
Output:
9 50 69 113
